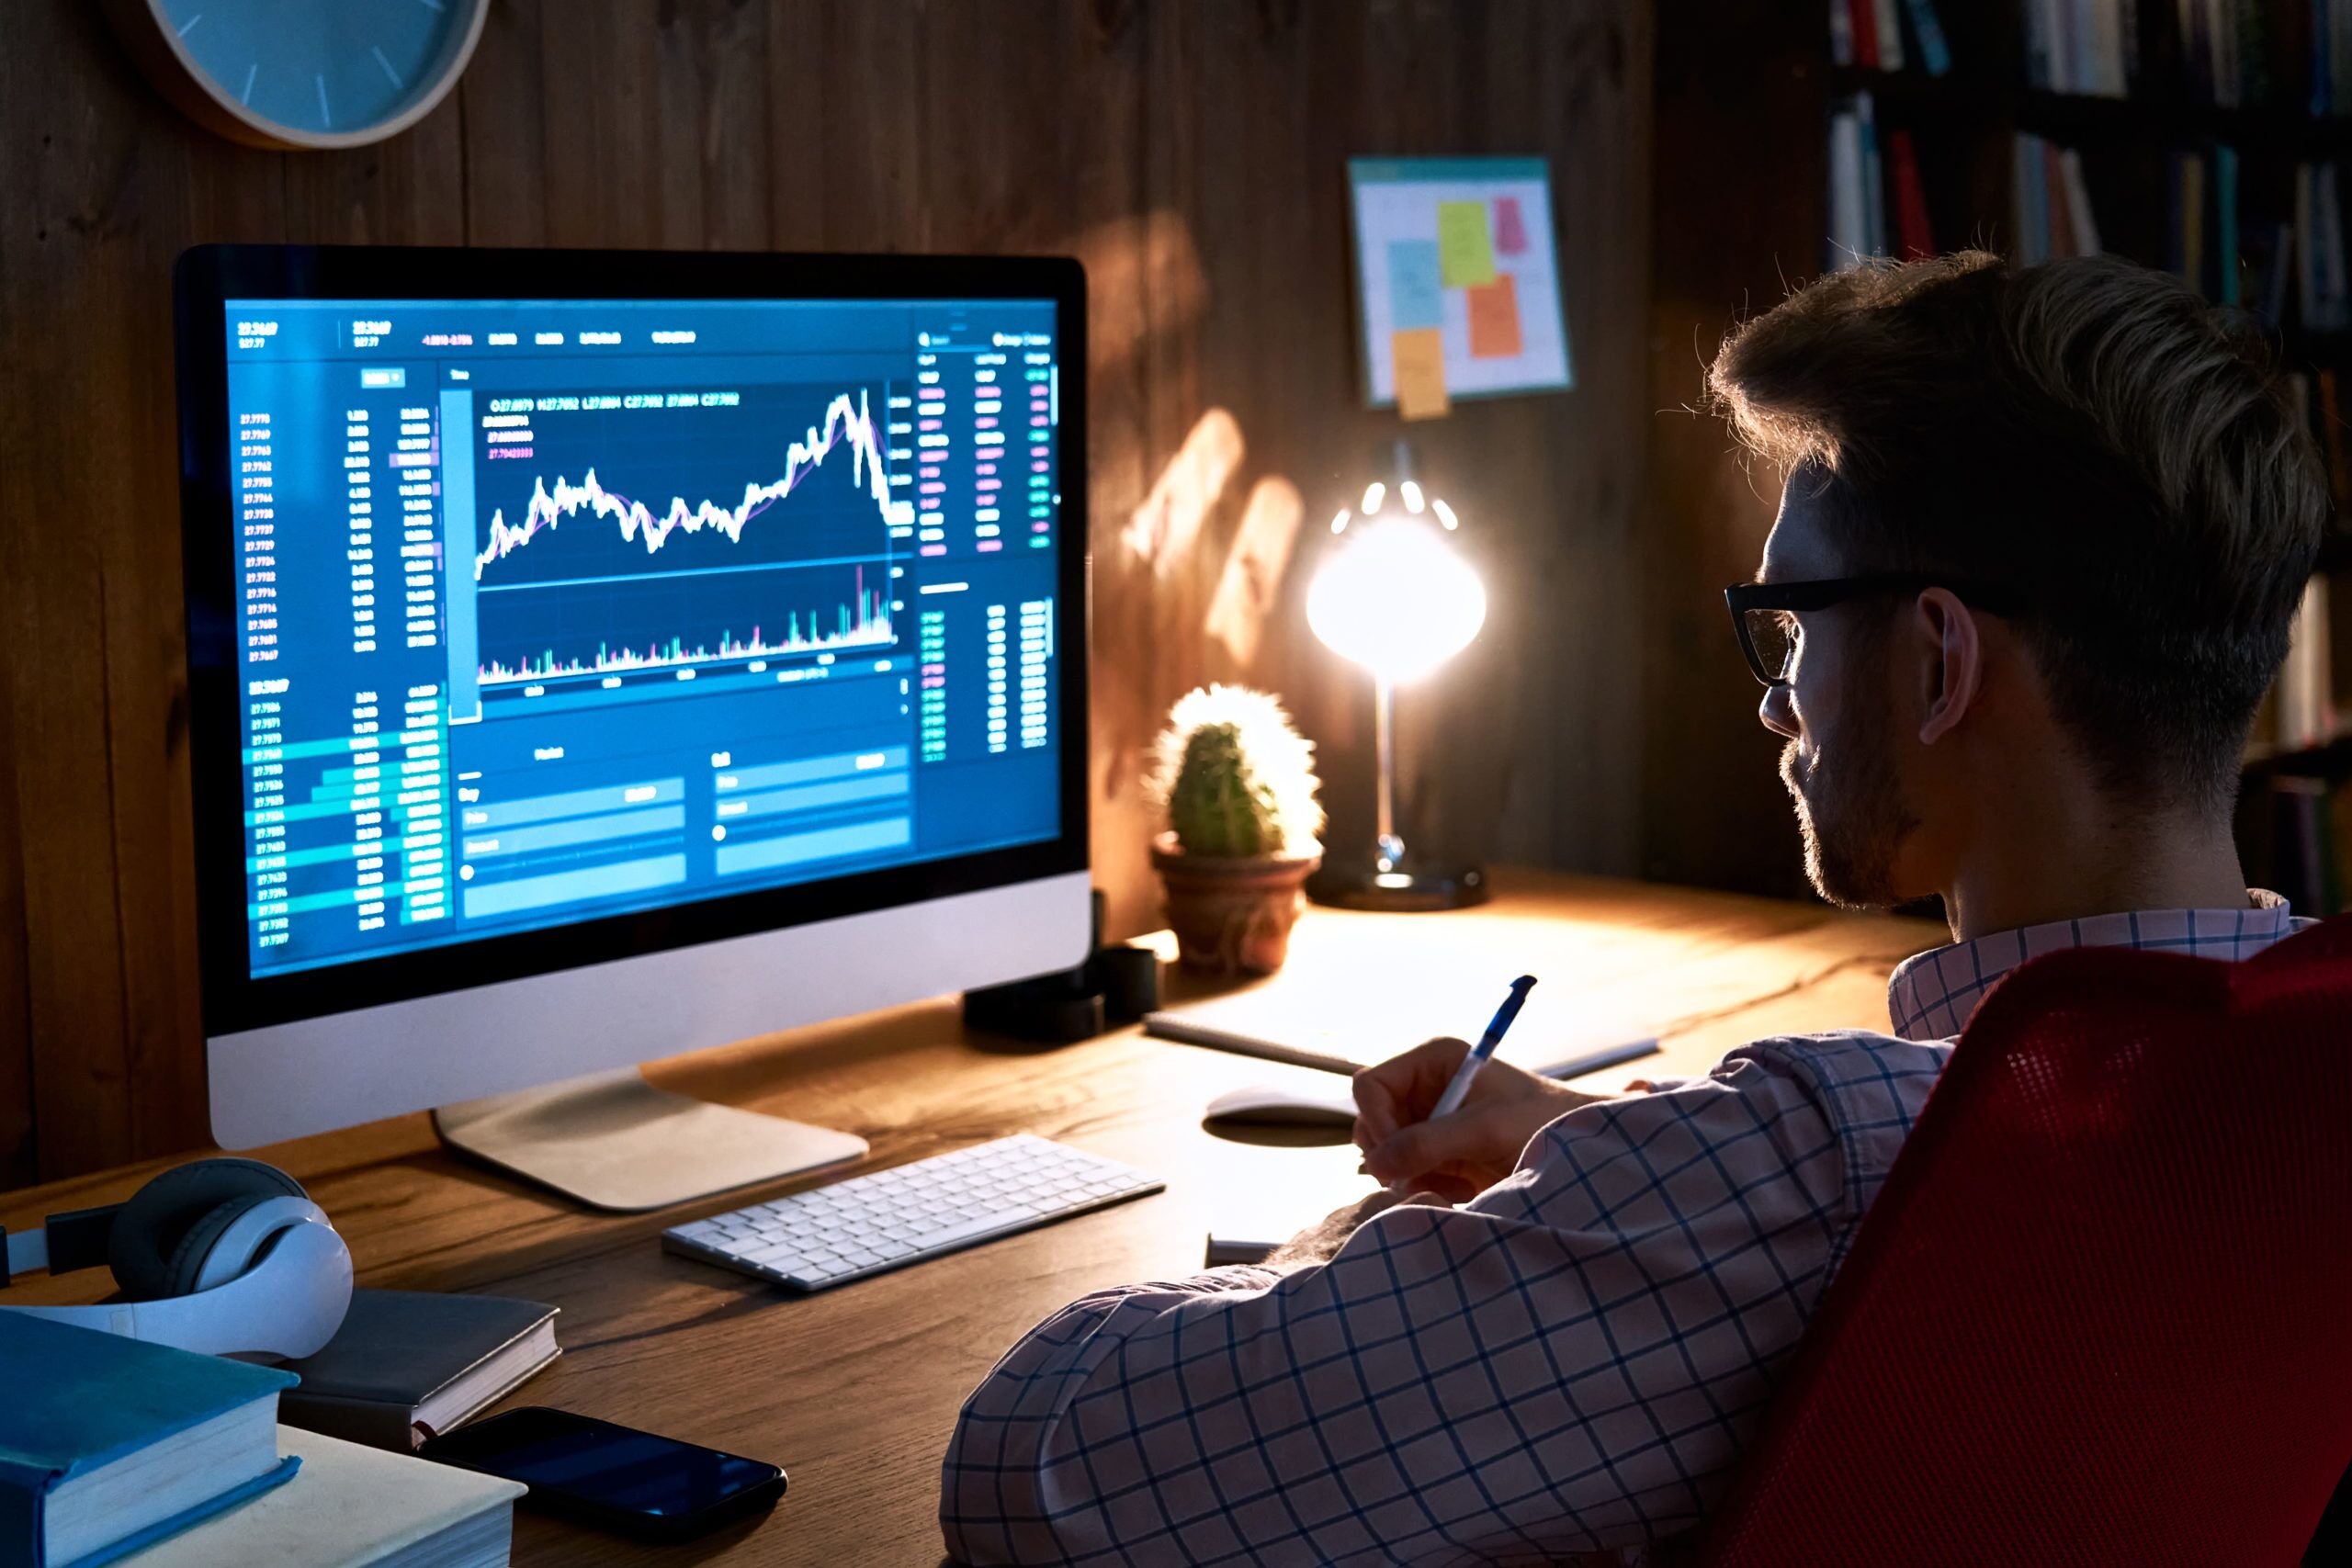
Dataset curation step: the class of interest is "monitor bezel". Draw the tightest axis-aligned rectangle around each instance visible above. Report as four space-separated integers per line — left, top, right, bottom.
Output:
175 243 1090 1039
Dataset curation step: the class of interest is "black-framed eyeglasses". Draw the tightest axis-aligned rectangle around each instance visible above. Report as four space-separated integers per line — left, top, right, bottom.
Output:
1724 575 2024 686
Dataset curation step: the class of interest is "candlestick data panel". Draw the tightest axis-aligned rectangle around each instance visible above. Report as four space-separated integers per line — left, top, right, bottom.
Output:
219 295 1066 980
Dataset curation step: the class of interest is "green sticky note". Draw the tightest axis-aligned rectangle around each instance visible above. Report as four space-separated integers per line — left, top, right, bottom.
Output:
1437 200 1497 288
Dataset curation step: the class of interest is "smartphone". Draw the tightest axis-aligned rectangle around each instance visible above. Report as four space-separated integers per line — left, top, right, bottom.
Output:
420 1406 786 1541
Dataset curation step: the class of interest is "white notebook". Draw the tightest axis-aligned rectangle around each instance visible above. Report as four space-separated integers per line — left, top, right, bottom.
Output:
115 1427 526 1568
1145 983 1656 1082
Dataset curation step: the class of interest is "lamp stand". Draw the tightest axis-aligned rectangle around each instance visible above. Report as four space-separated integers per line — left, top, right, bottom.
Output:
1306 674 1487 911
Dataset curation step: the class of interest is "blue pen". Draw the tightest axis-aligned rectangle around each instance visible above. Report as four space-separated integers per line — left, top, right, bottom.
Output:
1427 975 1539 1120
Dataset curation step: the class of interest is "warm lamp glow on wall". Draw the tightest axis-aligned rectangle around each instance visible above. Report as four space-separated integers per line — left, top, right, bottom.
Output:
1305 456 1489 909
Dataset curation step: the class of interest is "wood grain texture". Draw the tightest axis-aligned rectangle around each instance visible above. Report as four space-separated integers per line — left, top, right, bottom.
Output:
1640 0 1828 899
1 0 1655 1182
0 873 1944 1565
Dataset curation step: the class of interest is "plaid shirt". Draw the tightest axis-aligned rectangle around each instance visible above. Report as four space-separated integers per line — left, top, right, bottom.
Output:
941 894 2307 1566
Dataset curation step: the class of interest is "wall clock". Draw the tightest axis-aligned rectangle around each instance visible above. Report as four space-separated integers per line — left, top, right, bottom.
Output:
101 0 490 151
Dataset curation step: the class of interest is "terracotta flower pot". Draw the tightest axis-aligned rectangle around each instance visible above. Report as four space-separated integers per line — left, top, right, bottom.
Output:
1150 831 1322 976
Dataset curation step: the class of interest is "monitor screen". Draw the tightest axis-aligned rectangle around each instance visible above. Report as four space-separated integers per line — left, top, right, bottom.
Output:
199 275 1076 1007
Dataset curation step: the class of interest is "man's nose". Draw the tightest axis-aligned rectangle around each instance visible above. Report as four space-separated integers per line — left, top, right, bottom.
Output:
1758 682 1799 739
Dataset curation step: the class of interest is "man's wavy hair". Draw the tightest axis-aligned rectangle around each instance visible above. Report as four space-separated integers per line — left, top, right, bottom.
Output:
1710 251 2328 814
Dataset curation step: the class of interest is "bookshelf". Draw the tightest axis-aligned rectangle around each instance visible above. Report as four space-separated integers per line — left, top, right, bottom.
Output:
1820 0 2352 913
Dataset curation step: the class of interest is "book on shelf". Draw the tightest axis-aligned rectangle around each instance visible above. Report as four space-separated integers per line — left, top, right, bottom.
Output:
1904 0 1953 76
1889 129 1937 255
2245 220 2296 323
1828 96 1883 267
1849 0 1881 69
2027 0 2132 96
1838 0 1949 75
2218 143 2242 304
1873 0 1907 72
111 1429 526 1568
2015 134 2105 262
2278 573 2337 752
2318 368 2352 513
0 1314 300 1568
2293 160 2352 329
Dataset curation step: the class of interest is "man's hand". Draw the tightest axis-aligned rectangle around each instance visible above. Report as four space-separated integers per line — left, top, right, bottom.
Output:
1352 1036 1604 1201
1262 1187 1449 1267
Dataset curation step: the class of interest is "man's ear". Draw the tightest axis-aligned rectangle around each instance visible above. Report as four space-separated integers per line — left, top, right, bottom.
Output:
1912 588 1983 746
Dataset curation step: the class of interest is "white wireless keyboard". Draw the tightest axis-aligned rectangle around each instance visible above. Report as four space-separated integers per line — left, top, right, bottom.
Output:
661 1134 1163 1292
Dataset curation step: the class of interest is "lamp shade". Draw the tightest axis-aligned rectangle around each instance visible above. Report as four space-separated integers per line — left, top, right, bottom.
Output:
1306 511 1487 684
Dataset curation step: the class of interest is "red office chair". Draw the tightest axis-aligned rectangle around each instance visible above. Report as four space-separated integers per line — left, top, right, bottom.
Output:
1690 917 2352 1568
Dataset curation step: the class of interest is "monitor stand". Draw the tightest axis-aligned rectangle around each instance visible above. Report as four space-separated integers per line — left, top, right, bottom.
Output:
432 1067 868 1213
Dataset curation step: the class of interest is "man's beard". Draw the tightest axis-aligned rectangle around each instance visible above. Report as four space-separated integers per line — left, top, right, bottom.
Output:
1780 705 1916 908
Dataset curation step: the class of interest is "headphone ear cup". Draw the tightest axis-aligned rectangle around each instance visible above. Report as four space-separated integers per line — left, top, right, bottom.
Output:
163 1195 273 1297
108 1157 310 1300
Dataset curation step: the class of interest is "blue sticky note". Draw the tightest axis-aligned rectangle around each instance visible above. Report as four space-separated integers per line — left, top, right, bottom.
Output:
1388 240 1444 331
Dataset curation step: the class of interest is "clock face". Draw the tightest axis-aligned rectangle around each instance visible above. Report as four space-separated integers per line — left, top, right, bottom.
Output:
147 0 481 145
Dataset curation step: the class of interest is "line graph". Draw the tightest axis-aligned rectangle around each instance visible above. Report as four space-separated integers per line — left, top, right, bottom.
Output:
467 383 909 687
473 389 901 580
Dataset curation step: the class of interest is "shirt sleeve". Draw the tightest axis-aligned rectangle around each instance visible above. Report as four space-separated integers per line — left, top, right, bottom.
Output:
939 1050 1854 1566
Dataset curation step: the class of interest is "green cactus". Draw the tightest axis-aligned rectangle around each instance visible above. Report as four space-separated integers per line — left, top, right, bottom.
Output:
1169 723 1281 857
1152 685 1323 859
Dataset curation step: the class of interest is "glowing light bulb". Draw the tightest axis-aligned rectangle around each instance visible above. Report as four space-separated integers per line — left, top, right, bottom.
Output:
1306 513 1487 683
1360 481 1386 514
1400 479 1425 513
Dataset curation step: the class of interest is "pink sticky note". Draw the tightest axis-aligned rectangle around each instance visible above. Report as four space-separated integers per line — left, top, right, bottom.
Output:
1493 196 1529 256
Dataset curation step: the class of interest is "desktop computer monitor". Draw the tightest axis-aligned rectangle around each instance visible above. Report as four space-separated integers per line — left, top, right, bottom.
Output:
175 246 1090 1207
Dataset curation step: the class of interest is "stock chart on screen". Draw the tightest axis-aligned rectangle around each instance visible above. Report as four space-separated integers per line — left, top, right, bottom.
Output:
226 297 1063 977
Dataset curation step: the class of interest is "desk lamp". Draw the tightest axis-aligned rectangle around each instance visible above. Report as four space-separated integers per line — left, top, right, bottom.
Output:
1304 448 1488 909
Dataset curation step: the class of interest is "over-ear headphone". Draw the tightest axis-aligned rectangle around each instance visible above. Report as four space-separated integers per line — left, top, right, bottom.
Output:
1 1156 352 1360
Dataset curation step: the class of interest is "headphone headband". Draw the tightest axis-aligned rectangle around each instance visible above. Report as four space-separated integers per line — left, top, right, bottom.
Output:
0 1158 351 1359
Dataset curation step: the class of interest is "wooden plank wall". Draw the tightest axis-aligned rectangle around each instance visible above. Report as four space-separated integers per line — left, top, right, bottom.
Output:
0 0 1653 1187
1641 0 1825 898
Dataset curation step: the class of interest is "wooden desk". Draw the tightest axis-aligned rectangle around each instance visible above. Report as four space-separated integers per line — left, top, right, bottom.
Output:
0 871 1940 1565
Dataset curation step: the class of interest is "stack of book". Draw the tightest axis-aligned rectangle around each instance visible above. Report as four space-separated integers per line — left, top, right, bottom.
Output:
2 1294 557 1568
2012 134 2105 263
2296 161 2352 327
1829 0 1954 76
1828 96 1939 266
2288 369 2352 520
2023 0 2135 96
2038 2 2352 112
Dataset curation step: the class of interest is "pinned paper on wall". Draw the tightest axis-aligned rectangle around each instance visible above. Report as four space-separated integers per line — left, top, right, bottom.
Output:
1350 157 1572 411
1466 274 1523 359
1493 195 1529 255
1391 328 1450 421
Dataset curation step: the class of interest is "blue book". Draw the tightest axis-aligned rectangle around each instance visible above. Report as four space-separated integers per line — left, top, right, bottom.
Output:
1902 0 1952 77
0 1314 300 1568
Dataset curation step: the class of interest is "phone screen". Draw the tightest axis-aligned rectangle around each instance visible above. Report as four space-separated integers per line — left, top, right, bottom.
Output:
424 1407 782 1524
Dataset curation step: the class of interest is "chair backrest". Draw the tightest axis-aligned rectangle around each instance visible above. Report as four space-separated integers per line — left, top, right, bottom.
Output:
1690 918 2352 1568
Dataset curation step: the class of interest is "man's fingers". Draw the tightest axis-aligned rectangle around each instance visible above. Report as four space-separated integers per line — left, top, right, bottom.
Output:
1365 1107 1497 1188
1352 1037 1472 1151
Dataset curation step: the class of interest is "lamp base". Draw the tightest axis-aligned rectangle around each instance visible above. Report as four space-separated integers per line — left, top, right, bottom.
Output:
1306 852 1489 911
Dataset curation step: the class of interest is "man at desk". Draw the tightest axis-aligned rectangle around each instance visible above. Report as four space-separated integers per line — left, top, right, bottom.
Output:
940 251 2324 1563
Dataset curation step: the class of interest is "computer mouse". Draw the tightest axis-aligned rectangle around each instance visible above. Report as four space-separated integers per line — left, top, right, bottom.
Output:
1202 1083 1360 1130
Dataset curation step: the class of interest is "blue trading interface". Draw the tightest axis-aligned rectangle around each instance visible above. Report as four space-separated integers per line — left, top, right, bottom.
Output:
223 297 1064 978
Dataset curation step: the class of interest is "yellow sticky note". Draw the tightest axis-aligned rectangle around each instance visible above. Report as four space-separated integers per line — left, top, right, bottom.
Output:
1437 200 1497 288
1391 327 1449 421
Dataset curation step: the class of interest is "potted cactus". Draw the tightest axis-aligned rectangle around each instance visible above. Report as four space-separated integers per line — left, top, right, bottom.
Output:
1148 685 1324 975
